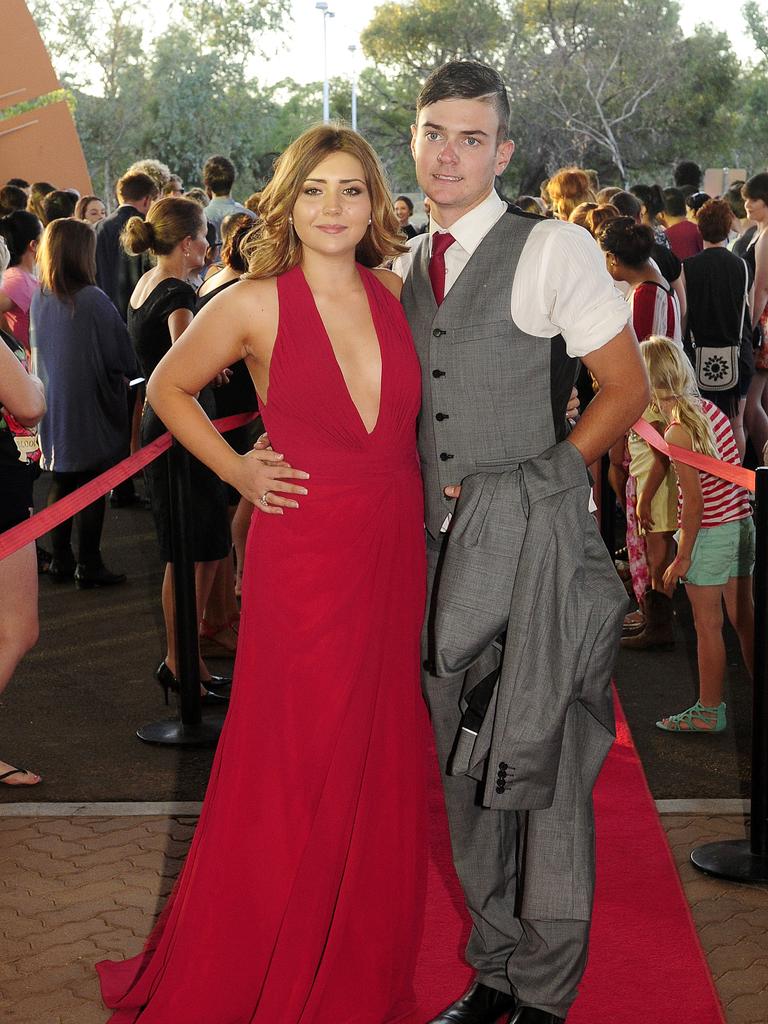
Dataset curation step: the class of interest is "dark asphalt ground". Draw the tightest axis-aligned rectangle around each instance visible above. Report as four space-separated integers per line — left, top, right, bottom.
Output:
0 475 753 804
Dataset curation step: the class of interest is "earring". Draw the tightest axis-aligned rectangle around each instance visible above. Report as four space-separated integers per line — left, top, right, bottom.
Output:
368 218 372 225
288 214 293 225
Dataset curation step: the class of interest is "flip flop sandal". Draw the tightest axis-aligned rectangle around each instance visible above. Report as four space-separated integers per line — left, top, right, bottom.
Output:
0 767 41 785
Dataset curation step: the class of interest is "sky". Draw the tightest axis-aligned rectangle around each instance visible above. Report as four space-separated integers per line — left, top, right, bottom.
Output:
248 0 763 89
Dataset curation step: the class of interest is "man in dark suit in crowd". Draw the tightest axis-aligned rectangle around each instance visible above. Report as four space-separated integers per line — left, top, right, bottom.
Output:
96 171 158 505
96 171 158 321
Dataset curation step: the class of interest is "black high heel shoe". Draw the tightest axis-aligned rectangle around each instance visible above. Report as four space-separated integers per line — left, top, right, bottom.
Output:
154 662 231 706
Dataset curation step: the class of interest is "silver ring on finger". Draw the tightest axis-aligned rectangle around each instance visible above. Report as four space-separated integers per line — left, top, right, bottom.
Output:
259 490 271 507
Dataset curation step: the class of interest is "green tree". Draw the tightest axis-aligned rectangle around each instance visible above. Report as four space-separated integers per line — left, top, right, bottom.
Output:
172 0 292 65
361 0 509 75
28 0 150 202
744 0 768 60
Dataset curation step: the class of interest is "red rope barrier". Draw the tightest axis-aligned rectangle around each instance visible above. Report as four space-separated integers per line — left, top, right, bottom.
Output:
0 412 259 562
631 418 756 493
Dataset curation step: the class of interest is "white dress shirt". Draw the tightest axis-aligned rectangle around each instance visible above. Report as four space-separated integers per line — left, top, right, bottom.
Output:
392 189 630 358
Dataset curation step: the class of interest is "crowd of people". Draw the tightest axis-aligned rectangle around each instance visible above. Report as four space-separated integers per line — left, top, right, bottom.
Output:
0 58 763 1021
515 161 758 734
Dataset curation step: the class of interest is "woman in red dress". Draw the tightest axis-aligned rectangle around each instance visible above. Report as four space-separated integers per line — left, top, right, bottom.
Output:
96 126 430 1023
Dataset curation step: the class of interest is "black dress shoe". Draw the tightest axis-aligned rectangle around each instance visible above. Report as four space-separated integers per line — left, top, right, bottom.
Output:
510 1008 565 1023
48 559 75 583
427 981 517 1024
74 563 127 589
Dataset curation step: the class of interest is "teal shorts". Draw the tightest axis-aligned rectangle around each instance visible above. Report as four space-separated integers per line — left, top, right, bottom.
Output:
683 516 755 587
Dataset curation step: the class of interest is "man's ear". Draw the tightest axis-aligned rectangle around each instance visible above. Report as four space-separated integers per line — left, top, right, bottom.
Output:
495 139 515 177
410 123 417 160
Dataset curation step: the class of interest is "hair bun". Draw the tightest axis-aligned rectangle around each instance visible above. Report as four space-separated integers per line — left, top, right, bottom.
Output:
122 216 155 255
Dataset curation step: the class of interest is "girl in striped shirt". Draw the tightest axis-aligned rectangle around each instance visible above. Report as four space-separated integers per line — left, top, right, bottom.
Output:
639 336 754 732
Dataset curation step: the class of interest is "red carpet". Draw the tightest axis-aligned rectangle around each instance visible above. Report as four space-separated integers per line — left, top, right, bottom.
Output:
413 694 726 1023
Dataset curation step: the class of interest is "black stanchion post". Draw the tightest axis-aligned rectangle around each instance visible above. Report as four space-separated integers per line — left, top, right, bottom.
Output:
690 465 768 882
599 453 616 555
137 440 222 748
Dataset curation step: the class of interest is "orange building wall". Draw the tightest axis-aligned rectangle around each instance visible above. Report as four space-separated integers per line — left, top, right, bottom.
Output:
0 0 92 193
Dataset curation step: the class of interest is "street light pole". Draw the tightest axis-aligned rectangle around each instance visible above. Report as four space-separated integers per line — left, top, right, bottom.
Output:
348 44 358 131
316 2 335 124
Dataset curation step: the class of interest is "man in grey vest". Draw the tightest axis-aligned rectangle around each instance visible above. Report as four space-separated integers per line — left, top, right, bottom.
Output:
394 62 649 1024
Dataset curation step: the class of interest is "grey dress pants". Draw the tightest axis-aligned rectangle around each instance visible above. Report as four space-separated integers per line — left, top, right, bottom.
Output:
422 534 590 1018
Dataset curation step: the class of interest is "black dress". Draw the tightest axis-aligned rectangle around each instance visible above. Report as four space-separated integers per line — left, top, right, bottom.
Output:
128 278 230 563
197 277 262 504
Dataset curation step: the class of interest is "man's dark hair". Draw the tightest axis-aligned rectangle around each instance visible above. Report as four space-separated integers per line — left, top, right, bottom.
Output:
41 189 77 224
6 177 29 190
203 155 237 196
609 190 642 221
0 184 28 213
117 172 159 205
742 173 768 207
674 160 702 190
416 61 511 142
662 187 687 218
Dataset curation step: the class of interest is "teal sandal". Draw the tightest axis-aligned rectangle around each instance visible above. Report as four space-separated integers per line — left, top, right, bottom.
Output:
656 701 726 733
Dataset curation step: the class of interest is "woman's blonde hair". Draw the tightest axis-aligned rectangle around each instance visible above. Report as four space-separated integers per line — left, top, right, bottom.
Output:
547 167 596 221
242 124 408 279
121 196 204 257
640 336 717 457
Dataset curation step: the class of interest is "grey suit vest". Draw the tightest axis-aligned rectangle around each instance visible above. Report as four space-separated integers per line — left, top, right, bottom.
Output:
402 208 579 537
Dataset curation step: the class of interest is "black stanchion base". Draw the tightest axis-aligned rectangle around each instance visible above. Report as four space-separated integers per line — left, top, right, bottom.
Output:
691 840 768 883
137 716 223 748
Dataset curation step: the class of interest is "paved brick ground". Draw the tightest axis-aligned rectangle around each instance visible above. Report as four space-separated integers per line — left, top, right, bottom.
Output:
1 812 766 1023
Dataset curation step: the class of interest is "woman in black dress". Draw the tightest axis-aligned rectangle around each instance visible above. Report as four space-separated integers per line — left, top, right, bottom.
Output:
394 195 418 239
197 212 260 647
123 197 231 703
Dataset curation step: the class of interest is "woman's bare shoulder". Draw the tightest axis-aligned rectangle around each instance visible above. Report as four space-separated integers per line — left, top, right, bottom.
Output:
370 267 403 300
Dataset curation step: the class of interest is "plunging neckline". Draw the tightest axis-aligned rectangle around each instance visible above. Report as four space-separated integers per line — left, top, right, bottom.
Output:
298 265 383 437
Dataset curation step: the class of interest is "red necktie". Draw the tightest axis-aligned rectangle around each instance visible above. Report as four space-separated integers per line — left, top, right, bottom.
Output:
429 231 456 305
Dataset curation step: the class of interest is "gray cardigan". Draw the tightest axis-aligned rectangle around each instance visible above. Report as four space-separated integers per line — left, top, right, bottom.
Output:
31 285 138 472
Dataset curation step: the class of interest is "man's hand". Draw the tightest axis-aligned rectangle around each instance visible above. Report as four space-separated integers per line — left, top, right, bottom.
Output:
230 437 309 514
566 385 580 423
210 368 233 388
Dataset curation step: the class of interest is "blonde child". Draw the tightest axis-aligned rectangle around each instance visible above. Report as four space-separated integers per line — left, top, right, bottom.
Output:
639 336 754 732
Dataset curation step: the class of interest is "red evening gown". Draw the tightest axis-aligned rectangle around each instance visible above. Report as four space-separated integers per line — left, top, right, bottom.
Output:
97 265 429 1023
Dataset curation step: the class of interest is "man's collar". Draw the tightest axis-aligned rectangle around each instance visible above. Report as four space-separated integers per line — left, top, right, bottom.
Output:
429 189 506 254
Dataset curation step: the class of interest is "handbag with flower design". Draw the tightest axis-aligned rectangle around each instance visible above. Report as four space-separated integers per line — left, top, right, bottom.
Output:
693 258 748 391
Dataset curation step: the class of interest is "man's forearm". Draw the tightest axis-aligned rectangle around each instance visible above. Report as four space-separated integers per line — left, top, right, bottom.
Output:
567 381 649 467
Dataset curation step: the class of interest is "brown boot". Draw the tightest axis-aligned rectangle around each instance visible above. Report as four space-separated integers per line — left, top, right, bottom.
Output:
620 590 675 651
622 589 649 636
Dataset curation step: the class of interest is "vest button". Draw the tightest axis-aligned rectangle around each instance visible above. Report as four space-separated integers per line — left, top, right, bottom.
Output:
432 369 446 378
440 452 454 461
432 328 446 337
435 412 449 421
